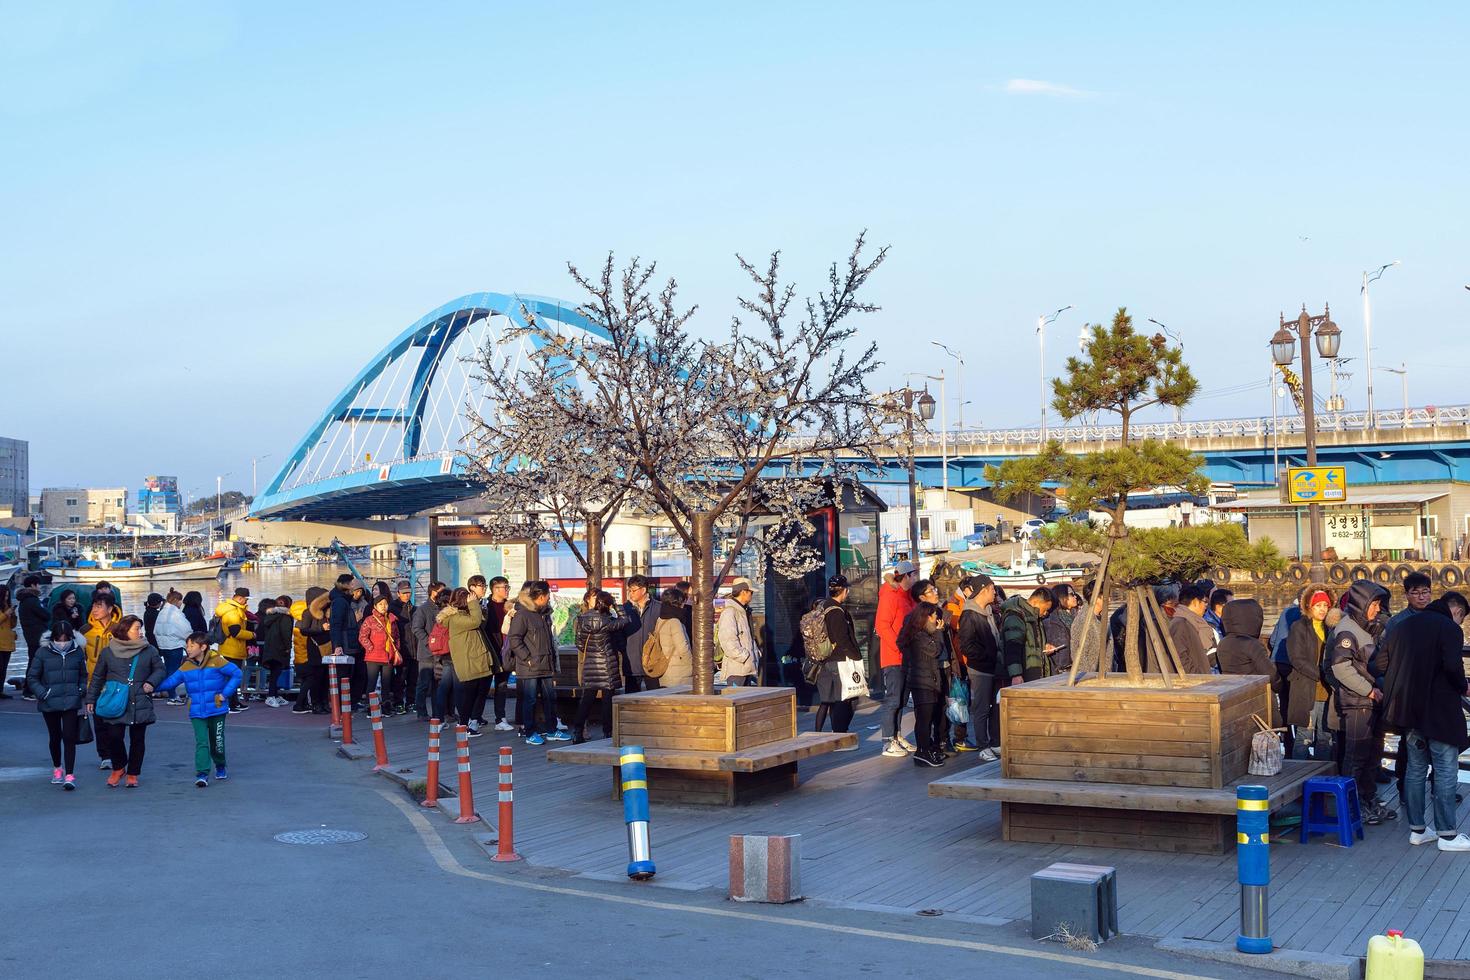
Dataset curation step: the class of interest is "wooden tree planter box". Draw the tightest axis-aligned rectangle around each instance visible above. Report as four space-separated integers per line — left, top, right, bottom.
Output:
999 674 1274 789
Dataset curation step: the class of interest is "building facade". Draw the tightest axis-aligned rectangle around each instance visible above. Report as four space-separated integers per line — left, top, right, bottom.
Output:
0 436 28 518
41 487 128 528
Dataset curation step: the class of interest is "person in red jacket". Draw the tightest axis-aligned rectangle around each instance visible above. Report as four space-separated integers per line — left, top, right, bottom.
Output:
358 594 402 714
876 561 918 758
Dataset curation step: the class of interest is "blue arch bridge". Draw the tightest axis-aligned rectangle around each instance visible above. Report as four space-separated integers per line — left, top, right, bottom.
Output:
251 292 1470 523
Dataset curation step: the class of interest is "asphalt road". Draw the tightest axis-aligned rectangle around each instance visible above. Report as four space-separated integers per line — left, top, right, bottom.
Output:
0 707 1286 980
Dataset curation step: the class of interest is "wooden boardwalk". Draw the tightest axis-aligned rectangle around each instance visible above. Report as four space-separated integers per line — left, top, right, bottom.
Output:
381 703 1470 962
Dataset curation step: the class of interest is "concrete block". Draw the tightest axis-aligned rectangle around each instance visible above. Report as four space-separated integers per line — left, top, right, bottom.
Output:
729 834 801 903
1031 863 1115 943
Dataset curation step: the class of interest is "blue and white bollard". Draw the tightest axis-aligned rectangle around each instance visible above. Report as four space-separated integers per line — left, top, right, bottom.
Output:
620 744 655 880
1236 784 1272 954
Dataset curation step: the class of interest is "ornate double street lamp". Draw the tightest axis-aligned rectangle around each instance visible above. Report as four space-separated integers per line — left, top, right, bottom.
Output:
1270 305 1341 584
884 386 936 562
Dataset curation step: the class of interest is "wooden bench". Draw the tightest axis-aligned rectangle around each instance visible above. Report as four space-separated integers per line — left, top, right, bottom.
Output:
545 686 855 805
929 758 1332 854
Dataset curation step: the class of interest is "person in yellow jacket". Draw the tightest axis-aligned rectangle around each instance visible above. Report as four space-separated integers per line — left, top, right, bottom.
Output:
214 588 255 713
0 585 15 700
82 596 121 769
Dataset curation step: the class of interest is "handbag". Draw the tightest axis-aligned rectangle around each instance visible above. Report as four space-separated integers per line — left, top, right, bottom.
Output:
800 656 822 685
945 676 970 725
837 659 869 701
94 654 138 720
76 710 94 745
1248 713 1285 776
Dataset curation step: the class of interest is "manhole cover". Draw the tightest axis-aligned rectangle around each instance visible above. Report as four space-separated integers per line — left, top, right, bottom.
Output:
916 909 944 917
274 829 367 845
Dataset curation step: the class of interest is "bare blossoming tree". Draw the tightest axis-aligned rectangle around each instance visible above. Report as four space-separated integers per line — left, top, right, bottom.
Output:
469 234 895 694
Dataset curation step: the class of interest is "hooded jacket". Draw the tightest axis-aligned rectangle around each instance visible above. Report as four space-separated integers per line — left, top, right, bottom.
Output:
25 633 88 712
1326 580 1388 713
1165 604 1214 675
299 588 331 653
440 602 491 682
328 583 363 655
289 597 310 665
898 614 944 698
1214 599 1279 725
506 594 556 680
654 603 693 687
875 580 916 670
410 596 442 668
214 599 254 661
716 600 758 681
156 650 242 720
1000 595 1046 678
83 608 120 678
85 640 166 726
0 605 13 655
258 606 296 667
17 586 49 649
957 595 1000 674
575 608 628 691
1381 600 1469 749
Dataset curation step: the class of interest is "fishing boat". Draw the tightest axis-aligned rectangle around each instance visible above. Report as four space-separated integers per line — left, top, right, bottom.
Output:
959 545 1089 586
42 552 229 582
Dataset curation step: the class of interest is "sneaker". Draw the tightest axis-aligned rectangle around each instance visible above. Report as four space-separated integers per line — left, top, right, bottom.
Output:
1371 800 1397 822
124 775 138 789
494 720 514 732
1365 805 1383 826
555 719 568 731
167 698 186 706
881 740 908 758
229 704 249 713
833 741 860 752
547 730 573 742
1438 834 1470 852
895 735 915 752
913 750 943 768
978 747 1000 763
98 759 113 771
291 706 311 714
195 773 209 788
265 696 285 708
22 693 37 701
107 770 125 788
51 768 64 785
525 733 546 746
1410 827 1439 846
465 726 484 739
952 743 978 753
214 767 228 780
63 775 76 791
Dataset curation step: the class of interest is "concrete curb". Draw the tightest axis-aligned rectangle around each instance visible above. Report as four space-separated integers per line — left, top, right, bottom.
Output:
1154 937 1359 980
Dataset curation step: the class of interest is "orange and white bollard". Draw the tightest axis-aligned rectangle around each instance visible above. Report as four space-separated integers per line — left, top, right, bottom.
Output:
422 719 442 808
453 724 477 824
368 692 390 771
339 673 354 745
492 746 522 862
327 662 342 731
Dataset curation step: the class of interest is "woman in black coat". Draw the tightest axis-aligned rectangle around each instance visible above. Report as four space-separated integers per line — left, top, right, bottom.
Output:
1285 590 1332 742
572 589 628 743
50 588 85 632
897 601 945 768
814 575 863 736
85 616 166 787
181 591 208 634
25 621 88 789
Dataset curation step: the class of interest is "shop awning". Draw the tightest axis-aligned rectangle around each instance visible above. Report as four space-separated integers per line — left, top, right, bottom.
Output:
1215 489 1448 511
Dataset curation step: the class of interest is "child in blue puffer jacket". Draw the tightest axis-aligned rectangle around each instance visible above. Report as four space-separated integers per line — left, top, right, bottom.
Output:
156 632 242 787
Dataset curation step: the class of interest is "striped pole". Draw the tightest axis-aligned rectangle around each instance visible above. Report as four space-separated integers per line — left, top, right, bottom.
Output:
620 744 655 880
368 692 390 770
421 719 442 808
339 672 354 745
327 662 342 730
492 746 522 862
452 724 478 824
1236 784 1272 954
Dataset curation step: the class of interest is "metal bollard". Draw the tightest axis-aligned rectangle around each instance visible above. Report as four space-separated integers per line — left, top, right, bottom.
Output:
492 746 522 862
453 725 478 824
422 719 441 808
338 672 354 745
368 692 390 771
620 744 655 880
1236 784 1272 954
327 662 342 731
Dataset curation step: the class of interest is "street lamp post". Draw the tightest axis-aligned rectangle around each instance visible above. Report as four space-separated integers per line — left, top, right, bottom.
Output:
907 371 947 494
1376 363 1408 427
1271 304 1341 584
1036 305 1072 442
1361 260 1400 429
931 342 965 432
886 387 937 563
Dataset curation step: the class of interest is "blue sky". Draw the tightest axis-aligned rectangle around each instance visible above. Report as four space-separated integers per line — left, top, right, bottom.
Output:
3 1 1467 500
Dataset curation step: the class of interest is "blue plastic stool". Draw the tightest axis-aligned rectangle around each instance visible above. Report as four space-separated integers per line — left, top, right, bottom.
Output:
1299 776 1364 846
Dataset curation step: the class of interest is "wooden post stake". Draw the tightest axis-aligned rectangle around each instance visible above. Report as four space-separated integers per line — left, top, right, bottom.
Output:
1136 586 1175 689
1142 587 1188 676
1067 540 1114 687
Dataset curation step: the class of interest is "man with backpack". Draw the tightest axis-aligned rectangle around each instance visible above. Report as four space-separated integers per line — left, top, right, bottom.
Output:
212 588 254 713
621 575 661 692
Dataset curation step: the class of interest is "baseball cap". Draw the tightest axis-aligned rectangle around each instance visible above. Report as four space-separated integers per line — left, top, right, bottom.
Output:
893 560 916 576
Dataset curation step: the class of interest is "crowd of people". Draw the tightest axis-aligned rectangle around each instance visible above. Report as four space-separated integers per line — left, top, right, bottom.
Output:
9 559 1467 852
863 559 1470 851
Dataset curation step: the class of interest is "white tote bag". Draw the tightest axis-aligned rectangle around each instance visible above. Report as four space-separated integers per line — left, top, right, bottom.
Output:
838 659 870 701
